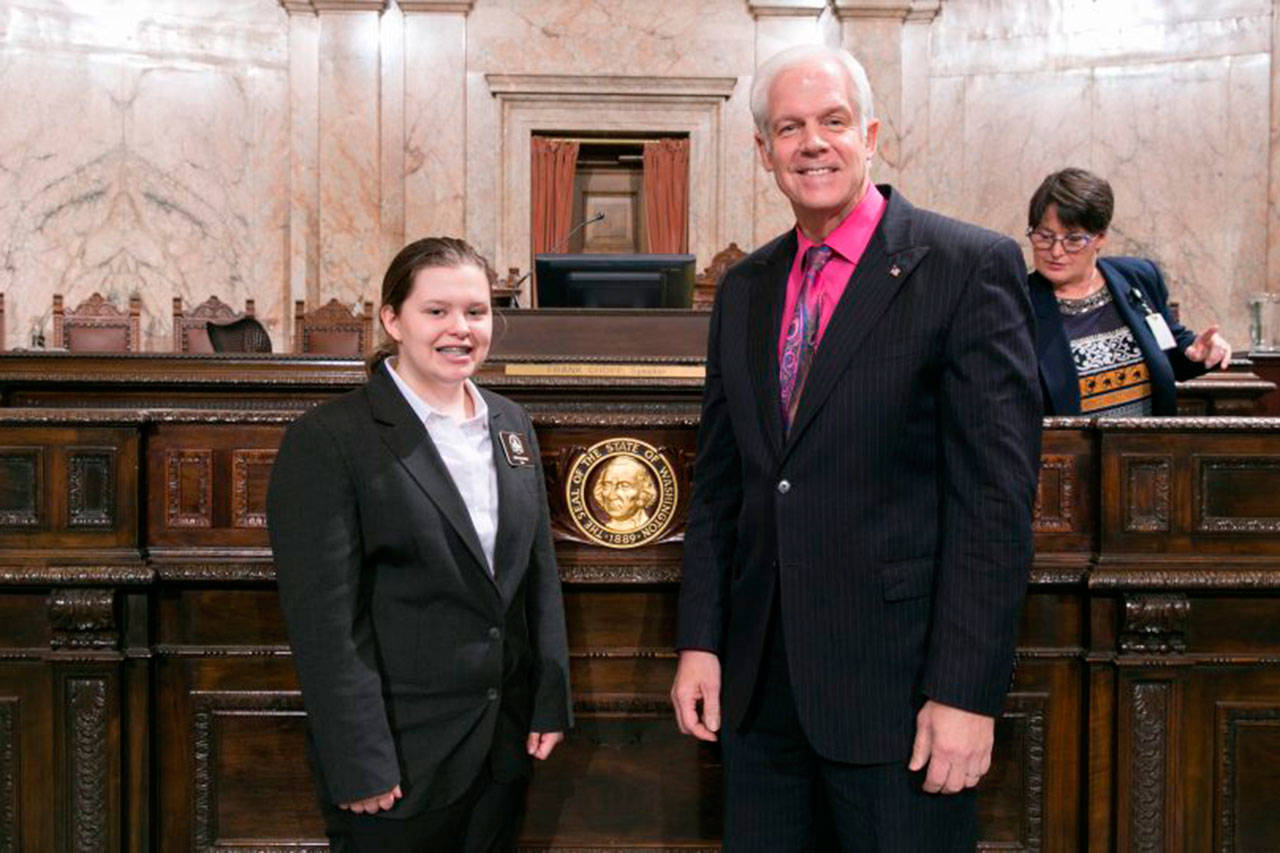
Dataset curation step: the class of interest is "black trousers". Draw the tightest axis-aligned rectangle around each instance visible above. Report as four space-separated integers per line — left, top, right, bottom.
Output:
322 763 528 853
720 604 977 853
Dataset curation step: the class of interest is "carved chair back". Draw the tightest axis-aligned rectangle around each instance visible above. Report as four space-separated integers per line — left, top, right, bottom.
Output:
294 298 374 356
173 296 255 353
52 293 142 352
693 243 746 309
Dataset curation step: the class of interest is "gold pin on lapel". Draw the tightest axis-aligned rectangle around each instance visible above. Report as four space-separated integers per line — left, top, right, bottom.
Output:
889 264 902 277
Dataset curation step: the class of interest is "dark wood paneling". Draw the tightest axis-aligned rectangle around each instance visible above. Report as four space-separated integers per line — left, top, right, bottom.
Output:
0 360 1277 851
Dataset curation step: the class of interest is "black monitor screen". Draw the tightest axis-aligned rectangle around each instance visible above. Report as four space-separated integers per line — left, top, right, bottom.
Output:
535 253 696 309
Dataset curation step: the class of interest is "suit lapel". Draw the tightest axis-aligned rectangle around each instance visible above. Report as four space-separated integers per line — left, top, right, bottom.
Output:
1099 258 1177 414
1029 272 1080 414
486 401 531 605
367 367 496 590
747 231 796 454
782 191 928 456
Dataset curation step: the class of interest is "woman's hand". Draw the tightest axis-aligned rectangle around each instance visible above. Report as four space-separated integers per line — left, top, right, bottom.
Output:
339 784 402 814
1184 325 1232 369
526 731 564 760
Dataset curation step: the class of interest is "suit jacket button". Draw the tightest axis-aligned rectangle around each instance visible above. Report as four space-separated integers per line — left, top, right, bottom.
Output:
777 479 791 494
489 627 501 640
487 688 499 701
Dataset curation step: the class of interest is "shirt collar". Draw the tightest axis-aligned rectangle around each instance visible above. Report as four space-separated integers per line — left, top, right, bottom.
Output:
795 182 885 260
384 357 488 428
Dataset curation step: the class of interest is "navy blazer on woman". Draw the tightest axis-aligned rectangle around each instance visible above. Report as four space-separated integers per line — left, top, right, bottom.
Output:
267 365 571 818
1030 256 1206 415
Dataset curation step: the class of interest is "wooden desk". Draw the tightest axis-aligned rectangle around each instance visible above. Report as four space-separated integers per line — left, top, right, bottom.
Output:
1 356 1279 851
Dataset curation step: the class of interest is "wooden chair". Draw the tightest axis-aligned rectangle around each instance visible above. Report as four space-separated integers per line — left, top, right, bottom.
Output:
52 293 142 352
173 296 255 353
294 298 374 355
693 243 746 309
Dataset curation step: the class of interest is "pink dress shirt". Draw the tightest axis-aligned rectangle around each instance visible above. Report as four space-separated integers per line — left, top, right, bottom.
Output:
777 183 887 360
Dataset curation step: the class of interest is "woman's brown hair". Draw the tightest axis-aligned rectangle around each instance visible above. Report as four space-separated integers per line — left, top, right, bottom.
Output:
367 237 497 373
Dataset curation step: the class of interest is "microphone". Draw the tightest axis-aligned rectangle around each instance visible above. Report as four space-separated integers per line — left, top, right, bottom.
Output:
509 211 606 305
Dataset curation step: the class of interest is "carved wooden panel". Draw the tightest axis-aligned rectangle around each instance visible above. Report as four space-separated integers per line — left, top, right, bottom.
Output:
166 450 213 529
977 692 1047 852
190 691 322 851
230 450 275 529
49 590 116 651
1195 456 1280 533
1120 594 1190 655
67 450 115 529
1216 703 1280 853
1033 454 1076 533
0 698 17 853
66 677 108 853
1123 455 1172 533
0 449 41 528
1129 682 1171 853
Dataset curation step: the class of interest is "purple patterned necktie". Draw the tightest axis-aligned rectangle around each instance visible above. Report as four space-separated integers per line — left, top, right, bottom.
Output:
779 245 833 432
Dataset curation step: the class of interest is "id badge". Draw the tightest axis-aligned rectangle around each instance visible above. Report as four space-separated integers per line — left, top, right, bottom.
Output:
1145 312 1178 350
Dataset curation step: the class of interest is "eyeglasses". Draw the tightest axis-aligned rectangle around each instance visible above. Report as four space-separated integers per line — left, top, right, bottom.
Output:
1026 228 1097 254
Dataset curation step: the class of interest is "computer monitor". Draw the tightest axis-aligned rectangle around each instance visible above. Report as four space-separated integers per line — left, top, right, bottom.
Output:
534 253 696 309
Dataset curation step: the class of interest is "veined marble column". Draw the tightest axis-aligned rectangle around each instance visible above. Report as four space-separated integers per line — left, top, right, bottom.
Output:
400 2 473 244
746 0 830 245
832 1 941 205
280 0 387 335
1268 0 1280 292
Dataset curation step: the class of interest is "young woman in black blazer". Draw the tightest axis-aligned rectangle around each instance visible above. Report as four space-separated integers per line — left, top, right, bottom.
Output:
268 238 571 852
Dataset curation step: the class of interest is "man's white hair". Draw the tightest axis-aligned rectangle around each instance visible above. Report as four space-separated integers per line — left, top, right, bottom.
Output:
749 44 875 140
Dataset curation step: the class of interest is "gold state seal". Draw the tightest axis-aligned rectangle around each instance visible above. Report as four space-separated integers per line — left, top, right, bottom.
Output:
565 438 678 549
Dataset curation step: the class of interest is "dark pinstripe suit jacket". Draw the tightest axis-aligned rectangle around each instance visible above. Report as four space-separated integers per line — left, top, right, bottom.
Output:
267 366 571 816
676 186 1042 763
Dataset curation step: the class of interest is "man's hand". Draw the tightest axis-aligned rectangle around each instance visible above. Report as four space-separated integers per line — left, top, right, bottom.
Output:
527 731 564 760
670 649 721 741
339 784 402 814
1184 325 1232 369
907 700 994 794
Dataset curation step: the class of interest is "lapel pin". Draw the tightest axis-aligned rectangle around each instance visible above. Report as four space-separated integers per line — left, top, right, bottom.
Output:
889 264 901 278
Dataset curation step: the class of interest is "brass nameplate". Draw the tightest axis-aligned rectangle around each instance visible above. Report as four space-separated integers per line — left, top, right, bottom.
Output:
504 363 705 379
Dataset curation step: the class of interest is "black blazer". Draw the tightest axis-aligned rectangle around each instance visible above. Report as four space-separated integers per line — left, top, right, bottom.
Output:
676 186 1041 763
1031 255 1204 416
267 365 571 817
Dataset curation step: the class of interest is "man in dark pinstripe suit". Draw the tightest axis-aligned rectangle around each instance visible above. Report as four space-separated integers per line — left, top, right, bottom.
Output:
670 43 1041 851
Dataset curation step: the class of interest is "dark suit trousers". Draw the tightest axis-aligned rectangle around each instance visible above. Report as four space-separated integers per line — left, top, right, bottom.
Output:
721 602 977 852
322 763 528 853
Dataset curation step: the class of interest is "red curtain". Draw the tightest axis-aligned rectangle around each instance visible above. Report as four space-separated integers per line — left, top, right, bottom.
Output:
530 137 580 256
643 138 690 254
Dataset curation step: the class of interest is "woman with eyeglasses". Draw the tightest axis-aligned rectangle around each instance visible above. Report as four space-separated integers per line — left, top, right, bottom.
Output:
1026 167 1231 416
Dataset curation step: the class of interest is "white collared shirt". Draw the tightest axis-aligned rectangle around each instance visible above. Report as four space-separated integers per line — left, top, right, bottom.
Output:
384 359 499 574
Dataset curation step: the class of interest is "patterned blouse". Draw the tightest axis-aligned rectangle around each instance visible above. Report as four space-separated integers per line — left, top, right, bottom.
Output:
1058 286 1153 416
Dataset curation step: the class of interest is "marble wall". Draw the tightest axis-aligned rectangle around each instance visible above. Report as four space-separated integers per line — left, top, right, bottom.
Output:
0 0 1274 349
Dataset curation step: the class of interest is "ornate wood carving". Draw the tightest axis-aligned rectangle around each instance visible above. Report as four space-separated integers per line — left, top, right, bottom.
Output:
1001 692 1047 853
1130 682 1170 852
692 243 746 309
191 691 305 851
52 292 141 353
0 698 17 853
68 450 115 528
1123 455 1172 533
1196 457 1280 532
231 450 276 529
0 449 40 527
1033 454 1076 533
1120 594 1190 654
166 450 213 529
1216 703 1280 853
67 677 108 853
49 589 117 650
